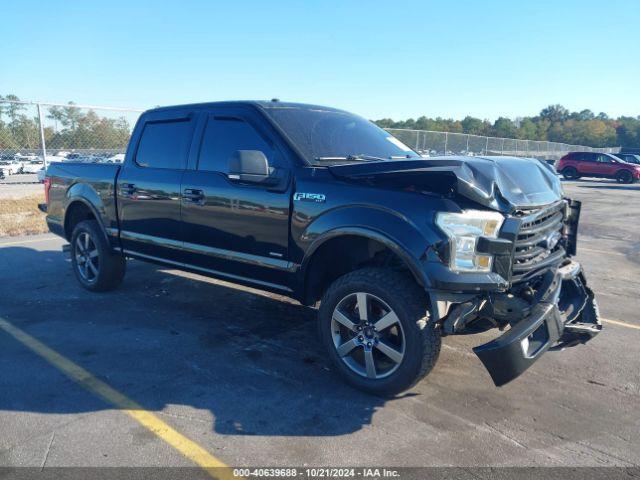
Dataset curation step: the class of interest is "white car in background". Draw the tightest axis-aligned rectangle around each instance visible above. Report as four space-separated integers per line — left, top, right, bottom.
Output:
32 155 67 182
0 160 22 175
22 159 45 174
105 153 125 163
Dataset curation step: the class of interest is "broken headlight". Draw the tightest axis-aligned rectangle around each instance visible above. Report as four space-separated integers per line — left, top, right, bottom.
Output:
436 210 504 272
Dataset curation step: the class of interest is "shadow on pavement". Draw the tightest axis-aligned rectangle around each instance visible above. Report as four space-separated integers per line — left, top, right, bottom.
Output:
0 246 389 437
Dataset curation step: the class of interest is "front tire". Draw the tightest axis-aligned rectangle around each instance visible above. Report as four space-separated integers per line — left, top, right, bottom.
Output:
70 220 125 292
616 170 634 184
318 268 441 397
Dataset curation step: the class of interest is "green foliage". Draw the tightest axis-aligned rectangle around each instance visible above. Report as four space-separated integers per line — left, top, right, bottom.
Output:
3 95 639 151
1 94 131 152
376 104 640 148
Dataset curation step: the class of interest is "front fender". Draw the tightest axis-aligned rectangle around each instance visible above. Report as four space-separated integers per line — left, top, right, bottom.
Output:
299 205 439 288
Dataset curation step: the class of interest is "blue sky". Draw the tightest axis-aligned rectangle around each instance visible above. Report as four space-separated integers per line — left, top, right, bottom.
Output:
1 0 639 120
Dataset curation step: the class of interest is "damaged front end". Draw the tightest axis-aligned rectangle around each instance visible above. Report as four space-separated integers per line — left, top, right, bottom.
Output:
437 199 602 386
471 262 601 386
328 156 602 386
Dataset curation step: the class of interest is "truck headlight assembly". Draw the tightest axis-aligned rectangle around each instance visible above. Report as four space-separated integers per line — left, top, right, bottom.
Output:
436 210 504 272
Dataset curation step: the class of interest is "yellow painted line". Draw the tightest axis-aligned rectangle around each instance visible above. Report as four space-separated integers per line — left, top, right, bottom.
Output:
0 317 238 480
0 235 57 247
601 318 640 331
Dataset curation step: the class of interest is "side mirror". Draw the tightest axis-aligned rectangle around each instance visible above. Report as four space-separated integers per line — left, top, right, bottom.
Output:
227 150 271 184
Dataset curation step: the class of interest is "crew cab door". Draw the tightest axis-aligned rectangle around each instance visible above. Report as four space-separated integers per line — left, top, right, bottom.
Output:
179 107 292 290
116 109 197 260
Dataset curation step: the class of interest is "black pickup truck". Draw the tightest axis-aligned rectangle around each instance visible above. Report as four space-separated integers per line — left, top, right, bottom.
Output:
43 101 601 395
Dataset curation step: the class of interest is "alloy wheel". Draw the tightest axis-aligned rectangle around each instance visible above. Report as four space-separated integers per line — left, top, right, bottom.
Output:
74 232 100 283
331 292 405 379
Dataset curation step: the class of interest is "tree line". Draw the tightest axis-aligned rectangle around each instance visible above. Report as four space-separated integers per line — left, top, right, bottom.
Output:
0 94 131 152
3 94 639 151
375 104 640 148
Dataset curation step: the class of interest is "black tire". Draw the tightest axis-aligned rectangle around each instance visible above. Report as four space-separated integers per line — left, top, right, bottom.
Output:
318 268 441 397
70 220 125 292
616 170 634 184
562 167 579 180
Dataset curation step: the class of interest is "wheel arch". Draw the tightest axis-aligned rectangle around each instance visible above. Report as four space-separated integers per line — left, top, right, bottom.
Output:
299 227 428 305
63 197 108 244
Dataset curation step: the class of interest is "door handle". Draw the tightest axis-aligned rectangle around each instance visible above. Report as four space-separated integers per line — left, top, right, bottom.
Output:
119 183 136 197
182 188 205 205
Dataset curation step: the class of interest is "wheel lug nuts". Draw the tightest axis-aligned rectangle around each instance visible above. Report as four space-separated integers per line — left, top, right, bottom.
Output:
358 335 364 341
367 342 372 347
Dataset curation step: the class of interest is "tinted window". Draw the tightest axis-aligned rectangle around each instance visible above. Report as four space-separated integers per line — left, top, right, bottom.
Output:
136 119 193 169
198 117 275 172
596 154 613 163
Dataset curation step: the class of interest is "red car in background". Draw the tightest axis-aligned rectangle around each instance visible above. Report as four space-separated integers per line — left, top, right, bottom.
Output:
556 152 640 183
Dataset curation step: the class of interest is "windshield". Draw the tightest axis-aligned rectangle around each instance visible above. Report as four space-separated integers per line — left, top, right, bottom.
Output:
262 106 421 165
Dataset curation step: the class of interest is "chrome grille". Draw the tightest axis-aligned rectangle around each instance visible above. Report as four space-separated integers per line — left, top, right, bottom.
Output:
512 201 566 282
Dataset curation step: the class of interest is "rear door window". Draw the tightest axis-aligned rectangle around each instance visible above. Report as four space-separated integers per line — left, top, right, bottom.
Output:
135 119 193 169
569 153 588 162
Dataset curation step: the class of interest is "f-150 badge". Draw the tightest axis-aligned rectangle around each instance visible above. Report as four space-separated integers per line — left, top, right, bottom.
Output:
294 192 326 203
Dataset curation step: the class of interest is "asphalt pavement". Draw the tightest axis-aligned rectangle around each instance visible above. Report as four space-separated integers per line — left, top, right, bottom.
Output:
0 179 638 472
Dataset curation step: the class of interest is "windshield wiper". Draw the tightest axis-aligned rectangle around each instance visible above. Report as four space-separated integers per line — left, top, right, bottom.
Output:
313 154 415 163
347 154 388 162
314 156 350 162
314 154 388 163
348 154 418 161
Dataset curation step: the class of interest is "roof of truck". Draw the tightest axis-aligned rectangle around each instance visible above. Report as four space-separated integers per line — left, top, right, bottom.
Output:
145 100 347 114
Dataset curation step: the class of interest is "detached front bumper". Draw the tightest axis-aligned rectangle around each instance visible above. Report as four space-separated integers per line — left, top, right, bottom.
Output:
473 260 601 386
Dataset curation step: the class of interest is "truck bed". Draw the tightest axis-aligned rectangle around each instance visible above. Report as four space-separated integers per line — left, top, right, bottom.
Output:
45 161 121 240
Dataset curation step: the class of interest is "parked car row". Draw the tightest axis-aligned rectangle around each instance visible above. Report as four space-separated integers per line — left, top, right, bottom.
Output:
0 151 126 180
556 151 640 183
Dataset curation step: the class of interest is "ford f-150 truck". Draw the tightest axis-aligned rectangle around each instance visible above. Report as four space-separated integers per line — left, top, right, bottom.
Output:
42 101 601 396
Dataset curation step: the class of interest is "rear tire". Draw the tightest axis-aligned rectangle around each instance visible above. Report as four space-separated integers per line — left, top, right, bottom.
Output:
70 220 125 292
562 167 579 180
616 170 634 184
318 268 441 397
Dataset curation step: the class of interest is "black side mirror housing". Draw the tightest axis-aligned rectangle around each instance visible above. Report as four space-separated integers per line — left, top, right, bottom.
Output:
228 150 272 184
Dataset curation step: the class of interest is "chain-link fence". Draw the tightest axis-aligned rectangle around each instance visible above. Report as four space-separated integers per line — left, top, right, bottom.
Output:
0 100 143 180
386 129 619 161
0 99 620 183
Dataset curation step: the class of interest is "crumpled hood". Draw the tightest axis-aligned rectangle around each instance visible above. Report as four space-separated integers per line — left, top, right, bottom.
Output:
328 155 563 212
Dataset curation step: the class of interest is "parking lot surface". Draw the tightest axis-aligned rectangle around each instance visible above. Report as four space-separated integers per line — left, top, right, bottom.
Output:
0 174 41 199
0 179 639 470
